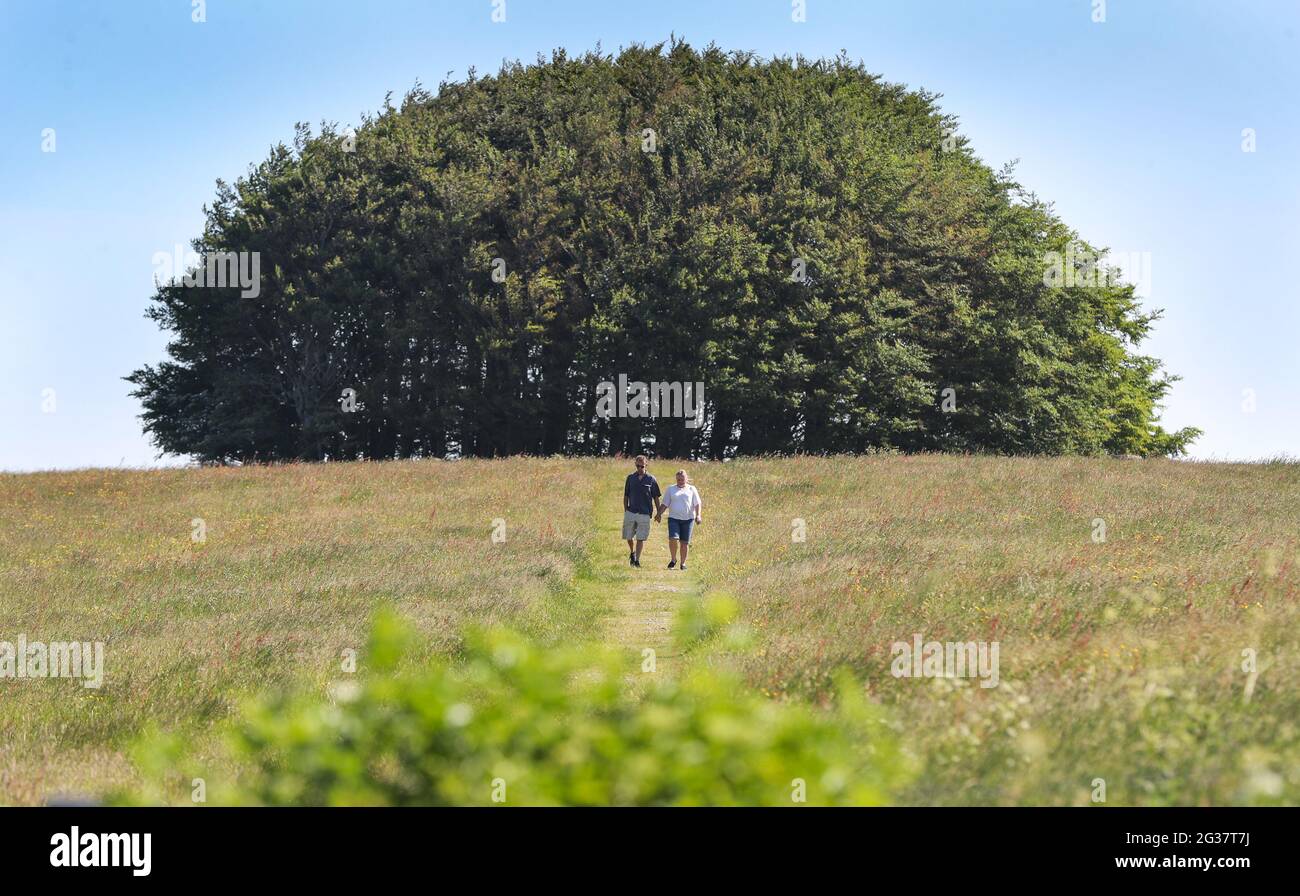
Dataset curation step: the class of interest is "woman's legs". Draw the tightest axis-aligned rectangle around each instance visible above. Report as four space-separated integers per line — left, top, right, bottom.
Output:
669 537 679 565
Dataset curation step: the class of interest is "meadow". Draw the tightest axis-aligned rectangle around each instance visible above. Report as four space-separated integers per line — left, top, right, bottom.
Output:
1 456 1295 805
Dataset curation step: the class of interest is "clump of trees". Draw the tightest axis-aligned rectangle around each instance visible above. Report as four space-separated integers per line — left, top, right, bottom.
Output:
128 41 1198 461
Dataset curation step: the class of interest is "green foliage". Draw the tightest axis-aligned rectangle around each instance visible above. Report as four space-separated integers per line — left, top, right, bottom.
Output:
128 41 1196 460
672 590 750 650
116 610 909 806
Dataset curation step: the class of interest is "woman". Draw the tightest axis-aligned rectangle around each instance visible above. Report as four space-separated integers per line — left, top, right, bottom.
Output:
656 469 702 570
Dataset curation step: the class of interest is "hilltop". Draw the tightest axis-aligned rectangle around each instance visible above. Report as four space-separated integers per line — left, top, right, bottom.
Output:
1 455 1295 804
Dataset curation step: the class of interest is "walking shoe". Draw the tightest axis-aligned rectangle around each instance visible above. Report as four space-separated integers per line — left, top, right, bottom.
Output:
679 563 687 570
629 551 635 566
667 560 676 569
633 558 641 568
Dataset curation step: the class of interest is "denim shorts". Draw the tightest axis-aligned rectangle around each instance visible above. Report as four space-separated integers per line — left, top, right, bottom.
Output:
667 517 694 543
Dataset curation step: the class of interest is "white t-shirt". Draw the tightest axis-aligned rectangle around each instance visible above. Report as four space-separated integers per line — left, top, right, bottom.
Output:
663 484 701 521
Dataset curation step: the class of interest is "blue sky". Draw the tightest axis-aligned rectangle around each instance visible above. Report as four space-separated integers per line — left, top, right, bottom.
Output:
1 0 1296 469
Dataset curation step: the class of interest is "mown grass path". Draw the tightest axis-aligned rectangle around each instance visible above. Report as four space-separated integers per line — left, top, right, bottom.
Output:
591 466 702 680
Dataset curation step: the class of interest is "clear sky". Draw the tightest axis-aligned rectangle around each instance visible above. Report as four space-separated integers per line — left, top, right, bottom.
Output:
2 0 1296 470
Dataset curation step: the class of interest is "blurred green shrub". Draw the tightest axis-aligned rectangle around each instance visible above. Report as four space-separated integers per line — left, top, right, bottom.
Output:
118 609 908 806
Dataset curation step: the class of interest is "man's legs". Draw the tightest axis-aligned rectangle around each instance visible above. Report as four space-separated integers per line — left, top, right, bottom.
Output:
626 514 649 567
624 510 637 564
680 540 689 566
668 536 679 567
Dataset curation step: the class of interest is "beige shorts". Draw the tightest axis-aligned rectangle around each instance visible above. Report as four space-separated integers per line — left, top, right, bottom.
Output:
622 511 652 541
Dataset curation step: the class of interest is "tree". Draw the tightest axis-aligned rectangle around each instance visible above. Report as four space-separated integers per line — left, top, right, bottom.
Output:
127 41 1199 462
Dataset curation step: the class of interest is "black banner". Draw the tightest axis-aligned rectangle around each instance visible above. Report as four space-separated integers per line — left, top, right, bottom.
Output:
0 807 1285 882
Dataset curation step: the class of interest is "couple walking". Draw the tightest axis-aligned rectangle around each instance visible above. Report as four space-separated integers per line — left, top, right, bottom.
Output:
622 455 702 569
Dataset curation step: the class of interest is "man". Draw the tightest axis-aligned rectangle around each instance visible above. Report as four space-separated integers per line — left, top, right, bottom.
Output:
622 455 661 568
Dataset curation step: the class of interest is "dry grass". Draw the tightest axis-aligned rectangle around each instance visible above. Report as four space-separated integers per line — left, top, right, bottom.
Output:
0 458 600 804
2 454 1296 805
690 455 1300 805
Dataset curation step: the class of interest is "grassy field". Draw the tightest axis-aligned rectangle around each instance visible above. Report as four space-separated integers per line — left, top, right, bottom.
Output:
1 456 1296 805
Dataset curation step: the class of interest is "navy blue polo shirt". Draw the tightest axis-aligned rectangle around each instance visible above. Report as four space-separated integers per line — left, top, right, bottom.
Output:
624 472 662 516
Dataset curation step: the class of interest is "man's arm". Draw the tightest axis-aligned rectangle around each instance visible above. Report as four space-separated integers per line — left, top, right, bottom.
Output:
623 477 631 512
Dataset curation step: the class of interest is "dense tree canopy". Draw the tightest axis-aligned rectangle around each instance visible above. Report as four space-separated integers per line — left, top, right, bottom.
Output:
128 42 1198 462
